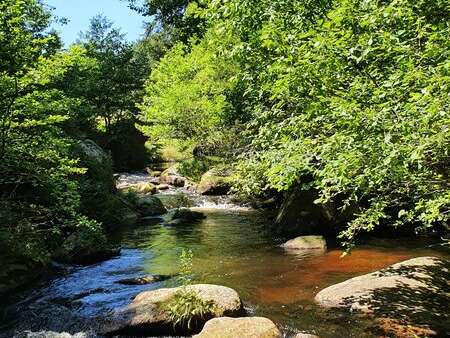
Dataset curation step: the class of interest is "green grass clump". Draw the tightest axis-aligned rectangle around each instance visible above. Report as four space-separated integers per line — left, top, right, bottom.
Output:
161 288 216 330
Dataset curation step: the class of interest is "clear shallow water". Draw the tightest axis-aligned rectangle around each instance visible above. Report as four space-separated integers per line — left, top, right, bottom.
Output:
2 208 448 337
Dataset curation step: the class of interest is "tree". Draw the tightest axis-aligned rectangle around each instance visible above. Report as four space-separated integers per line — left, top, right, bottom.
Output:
78 15 143 133
0 0 105 263
138 36 238 153
207 0 450 245
123 0 206 42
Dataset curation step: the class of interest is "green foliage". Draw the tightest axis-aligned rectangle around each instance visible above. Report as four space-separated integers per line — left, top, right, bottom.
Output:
0 1 135 265
205 0 450 245
138 36 238 156
161 288 215 330
178 248 194 286
178 158 211 182
0 0 102 263
55 216 109 263
160 249 215 329
143 0 449 246
124 0 206 42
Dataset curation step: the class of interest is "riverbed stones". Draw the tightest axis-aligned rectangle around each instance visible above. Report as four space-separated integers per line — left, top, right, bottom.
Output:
137 182 157 194
103 284 244 336
135 195 167 216
282 236 327 250
160 166 186 187
315 256 450 335
193 317 281 338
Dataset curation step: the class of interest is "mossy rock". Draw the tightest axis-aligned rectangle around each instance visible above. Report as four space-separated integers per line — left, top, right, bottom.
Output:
163 208 206 225
102 284 244 336
136 195 167 217
197 168 233 195
54 228 119 265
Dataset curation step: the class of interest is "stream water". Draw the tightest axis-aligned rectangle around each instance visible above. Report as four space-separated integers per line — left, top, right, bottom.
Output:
1 175 448 338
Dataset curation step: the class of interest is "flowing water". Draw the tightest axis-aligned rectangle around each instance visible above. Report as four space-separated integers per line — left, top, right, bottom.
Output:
1 177 448 338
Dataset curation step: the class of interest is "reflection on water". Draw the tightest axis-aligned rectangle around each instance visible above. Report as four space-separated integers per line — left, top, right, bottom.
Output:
3 208 448 338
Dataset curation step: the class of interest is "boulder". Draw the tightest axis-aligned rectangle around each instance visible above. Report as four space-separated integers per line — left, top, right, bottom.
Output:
163 208 206 225
293 334 320 338
54 228 119 265
160 166 186 187
136 195 167 217
197 169 232 195
193 317 281 338
282 236 327 250
156 184 170 190
118 208 140 226
115 274 173 285
137 182 157 194
274 189 343 236
103 284 244 336
315 257 450 336
0 260 46 295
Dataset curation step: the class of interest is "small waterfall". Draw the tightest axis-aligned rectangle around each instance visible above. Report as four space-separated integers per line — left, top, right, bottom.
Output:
192 195 251 211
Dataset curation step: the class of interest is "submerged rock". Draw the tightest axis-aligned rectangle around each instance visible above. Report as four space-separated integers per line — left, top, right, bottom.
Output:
160 166 186 187
197 168 232 195
193 317 281 338
135 195 167 217
282 236 327 250
163 208 206 225
115 274 173 285
315 256 450 336
102 284 244 336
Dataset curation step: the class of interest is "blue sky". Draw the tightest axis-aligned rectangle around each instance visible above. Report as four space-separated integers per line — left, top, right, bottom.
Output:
45 0 146 46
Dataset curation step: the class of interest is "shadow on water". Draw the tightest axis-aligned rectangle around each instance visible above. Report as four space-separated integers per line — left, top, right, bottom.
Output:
1 208 449 337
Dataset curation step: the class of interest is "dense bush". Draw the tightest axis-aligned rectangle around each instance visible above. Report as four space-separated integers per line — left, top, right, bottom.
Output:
141 0 450 246
208 0 450 245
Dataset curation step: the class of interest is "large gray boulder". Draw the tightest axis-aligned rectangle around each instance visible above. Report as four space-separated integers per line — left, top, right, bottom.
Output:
103 284 244 336
193 317 281 338
315 257 450 335
282 236 327 251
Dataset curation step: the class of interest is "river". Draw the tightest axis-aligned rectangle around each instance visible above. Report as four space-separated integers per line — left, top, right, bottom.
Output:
1 176 448 337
